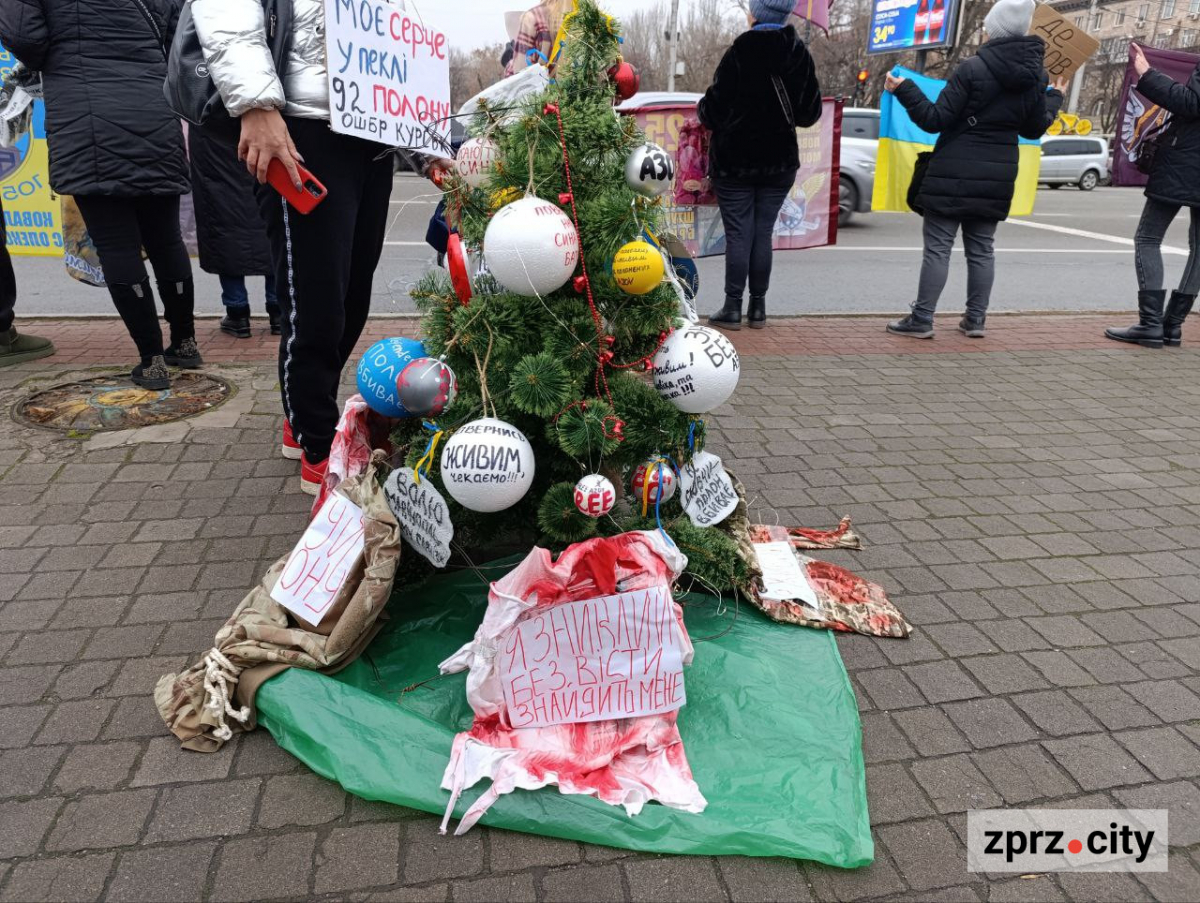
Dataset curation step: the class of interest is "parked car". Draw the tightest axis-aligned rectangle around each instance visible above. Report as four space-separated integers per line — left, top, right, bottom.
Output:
839 107 879 226
1038 135 1109 191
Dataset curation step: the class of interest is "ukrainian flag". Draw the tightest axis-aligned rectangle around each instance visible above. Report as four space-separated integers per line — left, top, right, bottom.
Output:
871 67 1041 217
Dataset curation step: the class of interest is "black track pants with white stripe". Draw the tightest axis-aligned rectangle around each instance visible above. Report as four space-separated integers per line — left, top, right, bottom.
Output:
255 117 394 463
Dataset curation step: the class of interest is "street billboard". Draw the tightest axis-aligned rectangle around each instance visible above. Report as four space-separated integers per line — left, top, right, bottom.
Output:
867 0 964 55
627 99 842 258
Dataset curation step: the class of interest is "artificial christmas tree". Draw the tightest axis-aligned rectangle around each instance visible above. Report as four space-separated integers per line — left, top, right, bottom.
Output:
395 0 748 591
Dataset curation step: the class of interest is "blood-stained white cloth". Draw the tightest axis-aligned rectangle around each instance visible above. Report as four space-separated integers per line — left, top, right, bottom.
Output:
312 396 379 515
438 531 707 834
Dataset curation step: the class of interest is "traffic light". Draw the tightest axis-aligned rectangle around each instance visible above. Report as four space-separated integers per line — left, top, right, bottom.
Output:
857 68 870 83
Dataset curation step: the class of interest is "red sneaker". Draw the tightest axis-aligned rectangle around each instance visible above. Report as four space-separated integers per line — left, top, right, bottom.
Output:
300 454 328 496
282 420 302 460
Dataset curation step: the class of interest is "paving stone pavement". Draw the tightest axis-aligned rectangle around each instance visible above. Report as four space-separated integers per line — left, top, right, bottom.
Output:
2 319 1200 902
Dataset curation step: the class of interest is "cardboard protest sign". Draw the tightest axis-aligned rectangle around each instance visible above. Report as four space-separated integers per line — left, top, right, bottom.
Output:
383 467 453 568
1030 3 1099 82
498 584 687 729
324 0 452 155
271 493 366 626
679 451 738 527
754 541 823 616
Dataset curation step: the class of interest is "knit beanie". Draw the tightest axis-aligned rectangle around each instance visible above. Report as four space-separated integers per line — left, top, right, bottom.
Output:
984 0 1036 40
750 0 794 26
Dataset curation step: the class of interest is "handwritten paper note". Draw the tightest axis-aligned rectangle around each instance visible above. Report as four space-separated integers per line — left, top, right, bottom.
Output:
753 542 822 616
498 584 687 729
271 493 366 627
679 450 738 527
324 0 452 155
383 467 453 568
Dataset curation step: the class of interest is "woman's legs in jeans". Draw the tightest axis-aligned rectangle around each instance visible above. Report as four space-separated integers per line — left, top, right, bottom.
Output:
911 213 960 322
1179 207 1200 296
73 195 163 361
219 276 250 312
961 219 998 321
1134 197 1180 292
747 177 793 300
714 178 756 305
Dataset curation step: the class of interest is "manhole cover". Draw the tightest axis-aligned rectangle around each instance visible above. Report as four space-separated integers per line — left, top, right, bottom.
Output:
14 372 233 432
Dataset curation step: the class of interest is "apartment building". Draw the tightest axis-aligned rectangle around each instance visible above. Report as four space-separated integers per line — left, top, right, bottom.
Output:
1047 0 1200 122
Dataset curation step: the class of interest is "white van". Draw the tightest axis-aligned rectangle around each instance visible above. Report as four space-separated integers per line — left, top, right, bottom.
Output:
1038 136 1109 191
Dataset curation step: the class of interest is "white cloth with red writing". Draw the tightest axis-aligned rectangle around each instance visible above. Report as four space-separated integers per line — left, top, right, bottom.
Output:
437 531 707 835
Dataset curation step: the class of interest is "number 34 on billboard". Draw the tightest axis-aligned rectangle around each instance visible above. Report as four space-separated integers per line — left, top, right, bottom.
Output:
866 0 964 55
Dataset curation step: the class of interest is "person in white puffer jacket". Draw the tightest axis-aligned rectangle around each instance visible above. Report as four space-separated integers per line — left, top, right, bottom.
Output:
192 0 445 494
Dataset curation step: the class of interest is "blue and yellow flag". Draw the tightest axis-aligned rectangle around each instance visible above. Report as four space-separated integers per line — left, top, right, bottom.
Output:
872 67 1041 217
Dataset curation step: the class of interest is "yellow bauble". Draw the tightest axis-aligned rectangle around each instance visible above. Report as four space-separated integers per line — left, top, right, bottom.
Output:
612 240 665 295
489 186 521 211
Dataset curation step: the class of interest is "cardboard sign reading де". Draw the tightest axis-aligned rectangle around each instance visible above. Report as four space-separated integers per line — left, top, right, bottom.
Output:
1031 3 1100 82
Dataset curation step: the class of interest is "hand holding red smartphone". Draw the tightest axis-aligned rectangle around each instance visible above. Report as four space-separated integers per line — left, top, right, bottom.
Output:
267 158 328 214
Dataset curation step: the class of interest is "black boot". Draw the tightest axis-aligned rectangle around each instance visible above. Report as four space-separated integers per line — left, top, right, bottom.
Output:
1105 290 1166 348
747 295 767 329
108 279 166 370
131 354 171 390
220 309 251 339
708 296 743 331
267 306 282 336
164 337 203 368
1163 291 1196 348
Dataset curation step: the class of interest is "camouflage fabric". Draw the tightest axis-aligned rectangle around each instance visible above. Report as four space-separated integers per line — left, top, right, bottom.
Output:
154 452 402 752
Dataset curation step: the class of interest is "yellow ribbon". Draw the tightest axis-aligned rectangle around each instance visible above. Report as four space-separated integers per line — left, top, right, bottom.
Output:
413 426 445 486
640 457 668 517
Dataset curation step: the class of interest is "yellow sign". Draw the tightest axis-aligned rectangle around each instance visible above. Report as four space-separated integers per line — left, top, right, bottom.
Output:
1047 113 1094 136
0 47 61 257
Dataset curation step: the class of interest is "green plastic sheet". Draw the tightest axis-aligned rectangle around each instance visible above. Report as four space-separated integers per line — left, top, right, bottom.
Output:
256 560 873 866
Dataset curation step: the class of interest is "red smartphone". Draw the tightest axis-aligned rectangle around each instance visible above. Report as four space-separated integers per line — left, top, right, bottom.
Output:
267 159 328 214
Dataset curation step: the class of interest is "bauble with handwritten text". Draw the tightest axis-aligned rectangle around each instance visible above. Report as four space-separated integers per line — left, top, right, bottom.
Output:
624 142 675 197
652 326 740 414
440 417 535 512
483 196 580 297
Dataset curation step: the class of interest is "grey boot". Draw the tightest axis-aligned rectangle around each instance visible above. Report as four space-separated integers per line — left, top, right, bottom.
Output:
1163 291 1196 348
1105 290 1165 349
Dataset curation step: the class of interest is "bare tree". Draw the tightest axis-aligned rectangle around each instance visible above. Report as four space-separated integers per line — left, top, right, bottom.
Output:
620 0 745 93
450 44 507 109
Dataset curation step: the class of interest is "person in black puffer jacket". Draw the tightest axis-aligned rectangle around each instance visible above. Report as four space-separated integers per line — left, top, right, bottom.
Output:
699 0 822 331
885 0 1064 340
0 0 197 389
188 127 279 340
1105 45 1200 349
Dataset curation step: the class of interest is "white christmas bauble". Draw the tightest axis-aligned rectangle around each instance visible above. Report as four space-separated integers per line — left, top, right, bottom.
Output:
455 136 500 189
483 196 579 296
440 418 535 513
632 460 677 504
624 142 675 197
574 474 616 518
652 326 740 414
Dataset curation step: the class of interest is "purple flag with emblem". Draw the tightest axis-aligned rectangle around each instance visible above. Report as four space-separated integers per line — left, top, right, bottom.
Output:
1113 42 1200 186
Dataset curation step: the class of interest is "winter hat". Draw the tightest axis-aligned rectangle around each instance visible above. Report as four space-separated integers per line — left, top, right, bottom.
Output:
750 0 794 26
984 0 1036 40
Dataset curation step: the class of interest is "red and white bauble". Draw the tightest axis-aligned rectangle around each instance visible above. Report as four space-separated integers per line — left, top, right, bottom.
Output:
483 195 579 297
455 136 500 189
632 459 676 504
574 473 616 518
397 357 457 417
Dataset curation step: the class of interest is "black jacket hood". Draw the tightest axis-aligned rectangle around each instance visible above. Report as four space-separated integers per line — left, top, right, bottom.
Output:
978 35 1048 92
732 24 801 74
